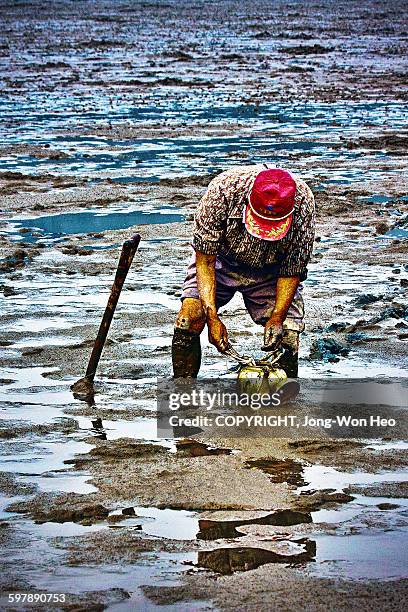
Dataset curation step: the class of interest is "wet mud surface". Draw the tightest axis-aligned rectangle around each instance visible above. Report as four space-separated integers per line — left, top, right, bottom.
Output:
0 0 408 610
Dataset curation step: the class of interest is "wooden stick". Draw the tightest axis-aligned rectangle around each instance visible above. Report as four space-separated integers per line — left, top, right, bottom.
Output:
71 233 140 396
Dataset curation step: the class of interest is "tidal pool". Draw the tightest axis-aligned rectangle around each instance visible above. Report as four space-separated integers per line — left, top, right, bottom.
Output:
5 207 184 244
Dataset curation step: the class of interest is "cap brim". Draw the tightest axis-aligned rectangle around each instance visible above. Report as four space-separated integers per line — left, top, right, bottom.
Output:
244 204 292 241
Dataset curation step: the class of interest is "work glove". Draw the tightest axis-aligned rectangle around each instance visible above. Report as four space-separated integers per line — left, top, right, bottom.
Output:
262 320 284 352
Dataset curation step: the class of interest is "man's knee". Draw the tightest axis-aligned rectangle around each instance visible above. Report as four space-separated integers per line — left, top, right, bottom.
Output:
175 300 206 334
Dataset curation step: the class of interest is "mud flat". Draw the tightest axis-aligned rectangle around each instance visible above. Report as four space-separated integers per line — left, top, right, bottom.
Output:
0 0 408 610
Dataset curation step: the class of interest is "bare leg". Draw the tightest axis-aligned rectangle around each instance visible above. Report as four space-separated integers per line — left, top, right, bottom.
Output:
172 298 206 378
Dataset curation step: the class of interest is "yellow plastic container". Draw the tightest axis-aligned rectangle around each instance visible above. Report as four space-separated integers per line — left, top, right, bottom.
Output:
238 362 287 394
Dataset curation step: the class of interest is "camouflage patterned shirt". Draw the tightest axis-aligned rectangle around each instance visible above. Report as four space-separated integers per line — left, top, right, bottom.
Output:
192 164 315 280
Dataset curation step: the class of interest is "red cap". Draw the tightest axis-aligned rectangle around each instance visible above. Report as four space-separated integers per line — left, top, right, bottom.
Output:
244 168 296 241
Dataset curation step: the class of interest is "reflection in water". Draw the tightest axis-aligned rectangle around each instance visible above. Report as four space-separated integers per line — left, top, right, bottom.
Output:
197 539 316 574
197 510 312 541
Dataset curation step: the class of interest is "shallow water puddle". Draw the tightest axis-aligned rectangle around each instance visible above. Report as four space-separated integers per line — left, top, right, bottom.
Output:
311 506 363 524
30 473 97 495
312 530 408 579
365 439 408 451
130 336 171 348
109 506 312 543
302 355 408 378
43 289 180 312
0 439 91 476
0 529 198 612
83 417 167 445
0 367 62 389
359 195 395 205
0 407 69 431
385 226 408 239
312 492 408 525
134 507 199 540
5 207 184 244
0 365 97 498
197 539 316 575
298 464 408 494
0 387 75 406
9 336 83 349
0 367 76 405
0 317 75 333
29 519 104 537
133 501 408 578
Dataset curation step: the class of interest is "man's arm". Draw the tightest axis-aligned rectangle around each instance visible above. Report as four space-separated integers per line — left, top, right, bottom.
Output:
262 185 315 352
196 251 229 353
262 276 299 351
192 173 230 353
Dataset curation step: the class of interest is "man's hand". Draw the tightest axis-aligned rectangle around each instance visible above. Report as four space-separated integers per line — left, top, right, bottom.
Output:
207 315 229 353
262 317 284 352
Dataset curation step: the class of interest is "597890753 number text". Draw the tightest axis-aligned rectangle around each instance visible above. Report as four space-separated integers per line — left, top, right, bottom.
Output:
8 593 66 604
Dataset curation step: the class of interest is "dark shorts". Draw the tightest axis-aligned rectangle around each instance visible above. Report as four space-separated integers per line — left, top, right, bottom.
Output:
181 252 305 332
